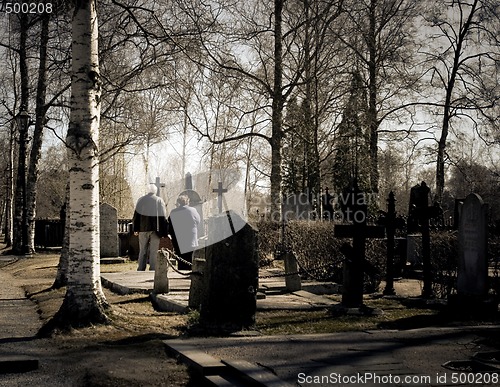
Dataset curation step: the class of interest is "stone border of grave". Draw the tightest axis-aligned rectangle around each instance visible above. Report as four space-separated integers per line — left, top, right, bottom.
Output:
164 339 292 386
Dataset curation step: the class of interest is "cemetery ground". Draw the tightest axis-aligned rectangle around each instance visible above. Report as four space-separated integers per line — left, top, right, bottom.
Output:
2 245 500 385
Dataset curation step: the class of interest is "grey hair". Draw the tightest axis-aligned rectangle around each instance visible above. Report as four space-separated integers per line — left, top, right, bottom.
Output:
146 184 157 195
177 194 189 206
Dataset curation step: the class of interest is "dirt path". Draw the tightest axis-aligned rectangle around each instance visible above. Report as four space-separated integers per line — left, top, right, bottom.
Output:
0 253 192 387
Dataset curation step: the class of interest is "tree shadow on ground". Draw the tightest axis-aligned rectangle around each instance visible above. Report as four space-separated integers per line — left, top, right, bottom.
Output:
378 313 450 330
101 332 177 346
378 297 500 330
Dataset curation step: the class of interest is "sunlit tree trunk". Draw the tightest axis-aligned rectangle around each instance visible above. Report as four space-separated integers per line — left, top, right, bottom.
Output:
41 0 108 333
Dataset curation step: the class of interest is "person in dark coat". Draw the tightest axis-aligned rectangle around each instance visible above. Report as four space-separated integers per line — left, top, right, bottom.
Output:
133 184 167 271
168 194 200 270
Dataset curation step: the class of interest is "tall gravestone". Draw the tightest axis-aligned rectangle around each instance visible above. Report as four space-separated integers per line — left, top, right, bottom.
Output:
457 193 488 297
200 211 258 331
100 203 119 257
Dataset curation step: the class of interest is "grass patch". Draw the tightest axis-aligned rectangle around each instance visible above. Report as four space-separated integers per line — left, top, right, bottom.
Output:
255 297 439 335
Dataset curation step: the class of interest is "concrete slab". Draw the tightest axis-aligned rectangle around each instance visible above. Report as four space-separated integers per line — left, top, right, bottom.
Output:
101 270 340 312
222 359 293 386
101 270 190 295
204 374 247 387
165 339 292 386
151 292 188 313
164 339 226 376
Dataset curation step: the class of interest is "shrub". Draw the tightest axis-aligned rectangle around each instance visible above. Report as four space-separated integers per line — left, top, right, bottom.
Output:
255 220 280 266
256 220 385 292
285 221 344 282
255 221 500 297
429 231 458 298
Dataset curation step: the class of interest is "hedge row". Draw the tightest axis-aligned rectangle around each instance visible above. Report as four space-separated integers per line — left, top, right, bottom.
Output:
255 220 500 298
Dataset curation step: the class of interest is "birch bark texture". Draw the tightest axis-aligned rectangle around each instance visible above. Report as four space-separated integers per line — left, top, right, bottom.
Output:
56 0 108 326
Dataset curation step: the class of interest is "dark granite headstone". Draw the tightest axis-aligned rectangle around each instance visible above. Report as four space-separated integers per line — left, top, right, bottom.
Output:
200 211 258 331
458 193 488 296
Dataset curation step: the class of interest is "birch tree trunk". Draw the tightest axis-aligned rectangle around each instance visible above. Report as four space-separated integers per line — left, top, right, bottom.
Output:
41 0 108 333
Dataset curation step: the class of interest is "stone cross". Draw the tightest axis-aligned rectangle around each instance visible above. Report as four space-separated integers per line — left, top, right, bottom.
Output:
213 181 227 214
151 176 165 196
334 186 385 308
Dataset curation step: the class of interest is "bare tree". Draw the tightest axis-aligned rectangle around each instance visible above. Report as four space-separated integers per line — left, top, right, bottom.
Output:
0 2 73 254
282 0 345 199
420 0 500 202
335 0 421 195
26 11 51 252
9 12 31 255
41 0 109 333
172 0 319 219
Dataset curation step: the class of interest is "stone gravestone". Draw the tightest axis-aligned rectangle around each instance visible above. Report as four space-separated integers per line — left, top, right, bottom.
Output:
283 193 313 221
200 211 258 331
457 193 488 297
154 249 169 294
100 203 119 257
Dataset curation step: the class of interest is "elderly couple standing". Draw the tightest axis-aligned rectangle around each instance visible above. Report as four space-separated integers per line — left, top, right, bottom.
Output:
132 184 200 271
